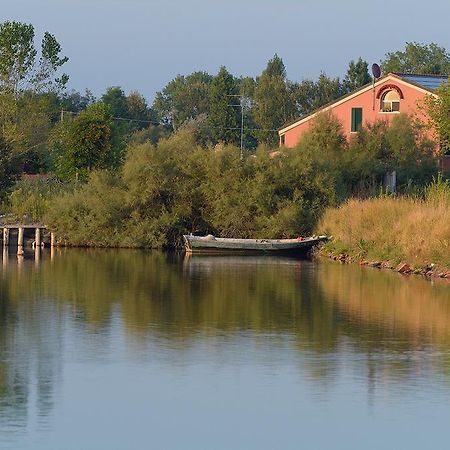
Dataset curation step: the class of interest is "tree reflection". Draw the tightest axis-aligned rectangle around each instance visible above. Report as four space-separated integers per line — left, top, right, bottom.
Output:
0 249 448 428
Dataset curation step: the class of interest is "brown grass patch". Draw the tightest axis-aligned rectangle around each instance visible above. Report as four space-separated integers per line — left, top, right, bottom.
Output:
318 195 450 268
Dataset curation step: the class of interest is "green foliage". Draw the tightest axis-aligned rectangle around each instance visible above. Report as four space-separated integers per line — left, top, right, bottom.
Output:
425 174 450 206
381 42 450 75
0 21 69 186
7 177 68 222
34 32 69 91
46 131 337 248
60 89 95 113
126 91 155 128
295 112 438 198
425 80 450 152
101 86 129 117
101 86 154 135
313 73 343 108
253 54 294 146
0 135 19 193
51 102 123 181
342 58 371 93
153 71 213 129
45 171 128 246
290 73 343 119
0 21 36 92
0 21 68 93
208 66 240 145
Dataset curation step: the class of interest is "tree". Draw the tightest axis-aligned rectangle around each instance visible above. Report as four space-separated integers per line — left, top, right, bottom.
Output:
208 66 240 145
60 89 95 114
0 134 20 193
153 71 212 129
52 103 121 181
0 21 68 94
425 81 450 153
381 42 450 75
289 73 342 119
126 91 155 129
312 73 343 110
0 21 69 183
290 79 319 117
343 58 371 93
253 54 294 146
101 87 129 117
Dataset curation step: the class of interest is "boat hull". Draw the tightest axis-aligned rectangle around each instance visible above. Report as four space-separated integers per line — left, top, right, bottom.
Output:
183 235 328 255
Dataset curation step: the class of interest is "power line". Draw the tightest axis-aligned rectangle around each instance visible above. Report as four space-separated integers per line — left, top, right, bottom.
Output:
61 109 280 133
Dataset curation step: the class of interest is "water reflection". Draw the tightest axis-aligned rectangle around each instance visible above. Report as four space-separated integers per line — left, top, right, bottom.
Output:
0 249 448 446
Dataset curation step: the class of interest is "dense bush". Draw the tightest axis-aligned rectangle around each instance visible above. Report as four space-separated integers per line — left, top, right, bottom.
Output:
42 112 442 249
45 131 337 248
295 112 438 198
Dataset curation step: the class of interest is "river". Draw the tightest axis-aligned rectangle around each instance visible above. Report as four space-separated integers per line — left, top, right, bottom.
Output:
0 249 449 449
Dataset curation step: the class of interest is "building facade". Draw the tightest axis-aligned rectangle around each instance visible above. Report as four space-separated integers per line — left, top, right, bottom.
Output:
278 73 446 148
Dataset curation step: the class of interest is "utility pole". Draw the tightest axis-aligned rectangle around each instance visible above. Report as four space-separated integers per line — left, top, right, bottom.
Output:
240 97 244 158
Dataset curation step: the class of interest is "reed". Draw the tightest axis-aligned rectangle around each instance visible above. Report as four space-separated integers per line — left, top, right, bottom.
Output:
318 177 450 268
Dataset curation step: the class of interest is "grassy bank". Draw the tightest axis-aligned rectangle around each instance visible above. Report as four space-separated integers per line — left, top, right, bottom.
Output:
318 178 450 271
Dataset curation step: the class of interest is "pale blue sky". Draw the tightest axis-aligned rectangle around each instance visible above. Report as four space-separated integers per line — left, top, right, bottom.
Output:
2 0 450 101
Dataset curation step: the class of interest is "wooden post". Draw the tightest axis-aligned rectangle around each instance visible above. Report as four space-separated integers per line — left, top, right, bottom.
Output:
3 228 9 247
17 227 24 256
35 245 40 263
35 228 41 248
2 247 8 267
51 232 55 248
34 228 41 262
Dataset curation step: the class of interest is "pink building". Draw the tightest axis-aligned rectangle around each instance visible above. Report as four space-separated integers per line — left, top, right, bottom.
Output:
278 73 447 148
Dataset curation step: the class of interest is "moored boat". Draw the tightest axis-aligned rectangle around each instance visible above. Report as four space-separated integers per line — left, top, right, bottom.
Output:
183 234 328 255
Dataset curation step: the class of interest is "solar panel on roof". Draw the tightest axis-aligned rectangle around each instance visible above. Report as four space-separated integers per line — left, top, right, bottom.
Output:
397 74 447 91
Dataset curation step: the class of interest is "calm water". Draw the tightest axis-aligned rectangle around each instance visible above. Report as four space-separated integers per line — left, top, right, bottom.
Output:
0 249 449 449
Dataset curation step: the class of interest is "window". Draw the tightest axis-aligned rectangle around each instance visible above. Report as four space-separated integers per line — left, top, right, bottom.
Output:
351 108 363 132
381 90 400 112
280 134 285 146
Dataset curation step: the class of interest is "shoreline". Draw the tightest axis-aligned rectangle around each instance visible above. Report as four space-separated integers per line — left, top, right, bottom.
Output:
317 246 450 280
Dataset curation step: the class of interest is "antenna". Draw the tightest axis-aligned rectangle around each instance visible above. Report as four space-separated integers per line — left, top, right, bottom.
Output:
371 63 382 110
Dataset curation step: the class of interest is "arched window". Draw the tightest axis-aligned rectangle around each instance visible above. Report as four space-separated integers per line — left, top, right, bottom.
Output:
381 90 400 112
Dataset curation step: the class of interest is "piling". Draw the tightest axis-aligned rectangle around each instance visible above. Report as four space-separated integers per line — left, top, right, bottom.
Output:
17 227 24 256
35 228 41 248
3 228 9 247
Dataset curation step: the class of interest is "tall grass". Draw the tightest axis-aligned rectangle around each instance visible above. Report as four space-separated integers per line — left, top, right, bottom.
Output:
318 177 450 268
4 177 70 223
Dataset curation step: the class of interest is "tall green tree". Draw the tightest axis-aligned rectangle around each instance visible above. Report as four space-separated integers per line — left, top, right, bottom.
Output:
381 42 450 75
52 103 121 181
60 89 95 114
0 21 69 184
101 87 129 117
312 73 343 109
342 58 371 93
126 91 155 129
153 71 212 129
290 79 319 117
0 21 68 94
208 66 240 145
253 54 293 146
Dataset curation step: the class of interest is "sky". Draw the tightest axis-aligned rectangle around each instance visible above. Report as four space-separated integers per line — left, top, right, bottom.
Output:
2 0 450 103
